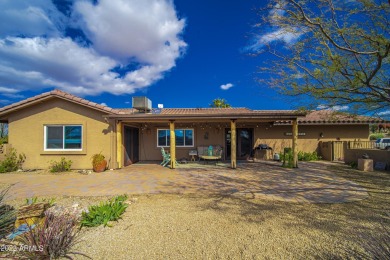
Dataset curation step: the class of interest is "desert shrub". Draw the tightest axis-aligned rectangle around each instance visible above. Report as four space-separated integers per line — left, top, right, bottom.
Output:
370 133 385 140
0 148 26 173
0 136 7 145
281 148 294 168
298 151 321 161
81 195 128 228
25 197 56 207
49 157 72 173
16 211 88 259
349 161 358 169
0 187 16 239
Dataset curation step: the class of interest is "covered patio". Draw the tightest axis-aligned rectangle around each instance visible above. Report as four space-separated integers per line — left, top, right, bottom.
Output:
108 109 304 169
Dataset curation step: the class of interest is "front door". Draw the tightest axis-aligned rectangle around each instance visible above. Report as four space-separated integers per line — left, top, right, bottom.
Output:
124 126 139 166
225 128 254 160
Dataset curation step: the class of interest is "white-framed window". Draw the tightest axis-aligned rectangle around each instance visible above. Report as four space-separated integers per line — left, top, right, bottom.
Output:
44 125 82 151
157 129 194 147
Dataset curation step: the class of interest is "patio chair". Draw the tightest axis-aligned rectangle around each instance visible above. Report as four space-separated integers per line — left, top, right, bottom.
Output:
160 147 170 166
160 147 178 167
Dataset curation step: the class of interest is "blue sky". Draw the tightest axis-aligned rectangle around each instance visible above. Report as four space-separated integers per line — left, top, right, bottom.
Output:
0 0 300 110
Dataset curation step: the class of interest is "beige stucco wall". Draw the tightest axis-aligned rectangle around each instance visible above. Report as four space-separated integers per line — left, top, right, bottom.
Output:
254 124 369 155
138 123 369 161
344 148 390 166
8 98 113 169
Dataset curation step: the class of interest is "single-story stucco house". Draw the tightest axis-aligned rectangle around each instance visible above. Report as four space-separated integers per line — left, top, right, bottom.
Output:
0 89 382 169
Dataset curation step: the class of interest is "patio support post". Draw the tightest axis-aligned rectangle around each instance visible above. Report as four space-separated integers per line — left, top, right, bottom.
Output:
231 119 237 169
116 121 123 168
292 119 298 168
169 120 176 169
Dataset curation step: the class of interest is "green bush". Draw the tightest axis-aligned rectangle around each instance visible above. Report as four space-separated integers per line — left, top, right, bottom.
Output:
370 133 385 140
298 151 321 161
281 148 294 168
81 195 128 228
49 157 72 172
349 161 358 169
280 150 321 167
0 136 7 145
0 148 26 173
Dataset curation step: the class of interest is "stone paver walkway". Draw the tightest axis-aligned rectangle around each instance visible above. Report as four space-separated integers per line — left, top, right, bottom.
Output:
0 161 368 203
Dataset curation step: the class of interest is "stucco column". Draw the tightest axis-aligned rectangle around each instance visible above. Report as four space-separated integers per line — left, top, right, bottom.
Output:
231 119 237 169
169 120 176 169
292 119 298 168
116 121 123 168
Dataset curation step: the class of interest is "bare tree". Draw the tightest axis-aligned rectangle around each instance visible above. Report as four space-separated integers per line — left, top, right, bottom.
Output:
252 0 390 116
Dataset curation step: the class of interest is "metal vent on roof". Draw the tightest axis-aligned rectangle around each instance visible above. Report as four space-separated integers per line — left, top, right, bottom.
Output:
132 97 152 112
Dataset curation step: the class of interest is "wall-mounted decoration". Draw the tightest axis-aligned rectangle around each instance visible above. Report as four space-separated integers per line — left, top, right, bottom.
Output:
204 132 209 140
284 132 306 136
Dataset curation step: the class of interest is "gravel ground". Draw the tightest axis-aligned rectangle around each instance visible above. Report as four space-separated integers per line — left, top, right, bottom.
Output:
2 166 390 259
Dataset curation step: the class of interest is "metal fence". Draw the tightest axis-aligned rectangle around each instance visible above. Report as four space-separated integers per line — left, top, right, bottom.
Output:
347 141 376 149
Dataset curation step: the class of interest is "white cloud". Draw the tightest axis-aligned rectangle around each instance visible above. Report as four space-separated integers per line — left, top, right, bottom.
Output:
258 28 302 46
0 0 64 38
378 110 390 116
220 83 234 90
317 105 349 111
0 0 186 96
247 2 303 51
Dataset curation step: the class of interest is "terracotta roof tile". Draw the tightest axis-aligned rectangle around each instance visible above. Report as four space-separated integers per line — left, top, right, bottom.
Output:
160 108 252 115
275 110 384 124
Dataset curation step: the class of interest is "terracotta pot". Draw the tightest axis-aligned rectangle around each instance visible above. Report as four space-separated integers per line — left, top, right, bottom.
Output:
93 160 107 172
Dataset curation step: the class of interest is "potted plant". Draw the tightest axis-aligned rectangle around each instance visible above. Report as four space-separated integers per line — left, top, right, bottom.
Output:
91 152 107 172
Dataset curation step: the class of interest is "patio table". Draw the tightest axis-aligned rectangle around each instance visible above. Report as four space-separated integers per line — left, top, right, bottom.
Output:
199 155 221 164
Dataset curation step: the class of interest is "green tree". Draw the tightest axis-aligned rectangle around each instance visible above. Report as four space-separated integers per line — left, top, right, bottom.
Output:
0 123 7 144
209 98 231 108
252 0 390 116
0 123 6 138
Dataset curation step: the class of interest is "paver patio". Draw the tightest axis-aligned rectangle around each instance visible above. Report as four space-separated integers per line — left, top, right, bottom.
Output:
0 161 367 203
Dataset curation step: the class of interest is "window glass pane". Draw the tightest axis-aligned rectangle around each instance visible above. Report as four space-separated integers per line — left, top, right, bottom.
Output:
175 130 184 146
46 126 63 149
158 130 169 146
157 129 193 147
64 126 82 149
185 130 193 146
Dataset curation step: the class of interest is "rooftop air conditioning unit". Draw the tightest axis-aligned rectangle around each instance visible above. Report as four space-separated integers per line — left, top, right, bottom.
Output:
132 97 152 112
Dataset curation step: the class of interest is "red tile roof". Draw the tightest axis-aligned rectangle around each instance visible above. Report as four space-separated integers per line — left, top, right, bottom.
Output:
276 110 383 124
0 90 384 124
161 107 252 115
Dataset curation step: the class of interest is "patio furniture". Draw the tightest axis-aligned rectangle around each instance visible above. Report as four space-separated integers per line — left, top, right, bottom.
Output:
189 150 198 161
160 147 178 167
198 146 223 164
